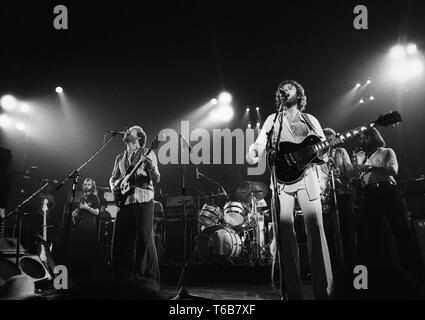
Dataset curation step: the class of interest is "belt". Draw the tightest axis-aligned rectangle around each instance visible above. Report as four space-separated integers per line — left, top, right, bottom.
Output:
364 180 396 189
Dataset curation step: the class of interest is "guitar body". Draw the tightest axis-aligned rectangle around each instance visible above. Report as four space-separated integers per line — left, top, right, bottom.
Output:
113 136 160 207
267 135 325 185
113 172 135 208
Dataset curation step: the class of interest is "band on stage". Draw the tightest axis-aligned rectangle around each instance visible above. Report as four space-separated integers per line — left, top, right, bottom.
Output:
2 79 419 300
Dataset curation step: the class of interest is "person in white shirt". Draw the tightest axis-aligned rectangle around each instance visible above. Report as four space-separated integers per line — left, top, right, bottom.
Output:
352 128 414 272
246 80 333 300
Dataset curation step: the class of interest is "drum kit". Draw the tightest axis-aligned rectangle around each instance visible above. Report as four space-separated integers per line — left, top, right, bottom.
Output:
196 181 273 266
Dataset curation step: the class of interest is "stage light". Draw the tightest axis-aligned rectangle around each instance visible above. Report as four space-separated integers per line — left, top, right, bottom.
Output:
246 107 250 112
19 102 31 113
369 96 375 101
256 107 260 111
210 98 218 105
216 104 234 121
366 79 372 85
390 61 410 82
218 92 232 104
0 114 12 128
355 82 361 88
407 43 417 55
359 99 365 104
390 45 406 59
409 59 424 77
256 122 261 129
55 86 63 94
0 95 18 112
16 122 26 131
247 122 251 128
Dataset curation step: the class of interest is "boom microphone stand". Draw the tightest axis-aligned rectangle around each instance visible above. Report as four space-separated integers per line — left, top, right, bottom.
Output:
171 134 209 300
56 132 119 265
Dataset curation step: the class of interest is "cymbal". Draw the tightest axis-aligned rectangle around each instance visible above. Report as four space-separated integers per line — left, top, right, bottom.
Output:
235 181 268 202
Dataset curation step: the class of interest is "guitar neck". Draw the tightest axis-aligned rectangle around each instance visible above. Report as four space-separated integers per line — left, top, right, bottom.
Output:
43 210 48 241
311 122 376 153
128 148 154 178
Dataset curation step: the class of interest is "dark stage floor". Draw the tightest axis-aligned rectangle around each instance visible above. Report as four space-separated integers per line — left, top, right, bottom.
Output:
158 264 314 300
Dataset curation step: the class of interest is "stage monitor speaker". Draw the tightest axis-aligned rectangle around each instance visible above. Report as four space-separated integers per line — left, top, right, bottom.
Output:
412 218 425 269
0 255 52 283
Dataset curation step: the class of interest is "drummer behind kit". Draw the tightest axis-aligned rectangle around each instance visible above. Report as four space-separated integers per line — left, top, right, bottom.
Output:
196 181 273 266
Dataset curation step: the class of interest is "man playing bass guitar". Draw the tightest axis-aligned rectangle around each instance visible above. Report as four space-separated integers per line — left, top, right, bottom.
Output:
247 80 333 300
109 125 161 292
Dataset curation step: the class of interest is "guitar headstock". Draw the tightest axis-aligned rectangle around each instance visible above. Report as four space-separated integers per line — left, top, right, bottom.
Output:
150 136 160 151
375 111 402 127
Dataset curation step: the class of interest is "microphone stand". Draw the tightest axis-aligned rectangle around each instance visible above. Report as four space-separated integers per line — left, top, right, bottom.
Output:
55 132 119 266
266 103 286 299
6 182 51 272
171 134 209 300
328 158 344 266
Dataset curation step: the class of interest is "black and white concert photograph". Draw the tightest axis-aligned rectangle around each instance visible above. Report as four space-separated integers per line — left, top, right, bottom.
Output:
1 0 425 305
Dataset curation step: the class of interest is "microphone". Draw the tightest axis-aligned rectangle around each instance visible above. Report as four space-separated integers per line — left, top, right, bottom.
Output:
195 167 200 179
107 130 127 136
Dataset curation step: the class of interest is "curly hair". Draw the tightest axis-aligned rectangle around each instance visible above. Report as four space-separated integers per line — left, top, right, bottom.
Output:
128 125 147 148
275 80 307 111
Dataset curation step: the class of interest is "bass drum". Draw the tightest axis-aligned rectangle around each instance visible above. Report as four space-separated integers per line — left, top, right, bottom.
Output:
197 225 242 263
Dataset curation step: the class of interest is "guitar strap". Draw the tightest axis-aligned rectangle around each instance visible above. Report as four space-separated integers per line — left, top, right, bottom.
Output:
301 113 321 138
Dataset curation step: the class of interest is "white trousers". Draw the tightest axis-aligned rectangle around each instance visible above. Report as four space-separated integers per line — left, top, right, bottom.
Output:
277 187 333 300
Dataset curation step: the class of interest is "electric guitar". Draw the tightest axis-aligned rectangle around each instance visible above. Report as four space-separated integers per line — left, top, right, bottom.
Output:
113 136 160 207
38 199 55 272
267 111 402 185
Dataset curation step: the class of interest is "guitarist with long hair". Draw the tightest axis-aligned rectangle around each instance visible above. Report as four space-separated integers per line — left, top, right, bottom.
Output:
109 125 161 292
247 80 333 300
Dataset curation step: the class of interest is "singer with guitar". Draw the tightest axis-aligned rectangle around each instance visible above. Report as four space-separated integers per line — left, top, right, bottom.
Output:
109 125 161 292
247 80 333 300
68 178 100 280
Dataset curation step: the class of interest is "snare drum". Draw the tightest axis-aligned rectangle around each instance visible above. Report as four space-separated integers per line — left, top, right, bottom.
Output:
198 204 223 227
223 201 246 227
197 225 242 262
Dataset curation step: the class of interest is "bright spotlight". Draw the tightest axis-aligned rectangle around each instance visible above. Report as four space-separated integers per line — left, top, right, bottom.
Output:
0 114 12 128
359 99 365 104
366 79 372 85
256 122 261 127
256 106 260 111
406 43 417 55
390 45 406 59
19 102 31 113
409 59 424 77
246 107 250 112
390 61 410 82
355 82 361 88
216 104 234 121
16 122 26 131
55 86 63 94
247 123 251 128
218 92 232 104
210 98 218 105
0 95 18 111
369 96 375 101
